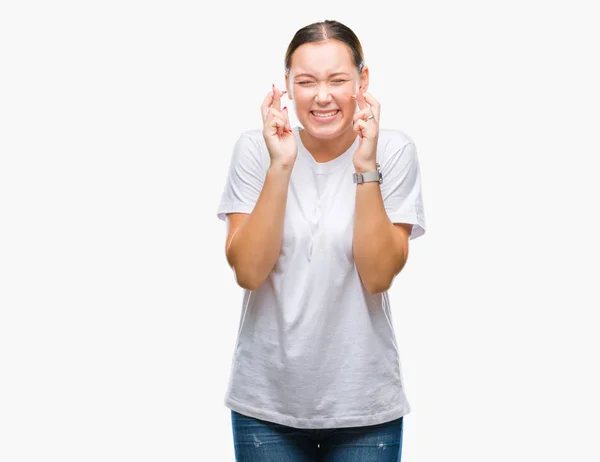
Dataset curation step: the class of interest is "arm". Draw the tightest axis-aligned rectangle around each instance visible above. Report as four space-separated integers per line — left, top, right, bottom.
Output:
225 164 292 290
349 90 425 294
353 171 412 294
222 86 296 290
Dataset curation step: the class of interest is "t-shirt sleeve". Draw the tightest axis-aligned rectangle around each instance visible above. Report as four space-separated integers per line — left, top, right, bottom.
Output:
216 133 266 221
380 140 426 240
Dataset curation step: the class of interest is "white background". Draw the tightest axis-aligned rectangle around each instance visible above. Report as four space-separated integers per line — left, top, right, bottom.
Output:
1 1 599 461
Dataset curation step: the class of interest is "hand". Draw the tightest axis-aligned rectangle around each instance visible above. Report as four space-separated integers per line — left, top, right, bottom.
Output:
261 84 298 170
351 87 381 172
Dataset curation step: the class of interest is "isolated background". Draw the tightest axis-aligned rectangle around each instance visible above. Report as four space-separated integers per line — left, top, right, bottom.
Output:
1 0 599 461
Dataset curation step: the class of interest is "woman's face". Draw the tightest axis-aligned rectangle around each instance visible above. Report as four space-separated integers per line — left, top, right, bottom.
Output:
285 39 368 140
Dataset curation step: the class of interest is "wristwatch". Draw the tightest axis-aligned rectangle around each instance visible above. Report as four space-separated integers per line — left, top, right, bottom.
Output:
353 163 383 184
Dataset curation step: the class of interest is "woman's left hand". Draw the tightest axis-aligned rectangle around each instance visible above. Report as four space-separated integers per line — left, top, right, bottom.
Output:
351 87 380 172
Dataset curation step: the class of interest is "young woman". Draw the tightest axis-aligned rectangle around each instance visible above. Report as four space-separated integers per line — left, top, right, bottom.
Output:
217 19 426 461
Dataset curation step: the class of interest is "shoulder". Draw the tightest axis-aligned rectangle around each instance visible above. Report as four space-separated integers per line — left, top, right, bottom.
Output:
238 128 264 142
234 128 265 152
378 128 415 151
231 129 269 167
377 128 416 164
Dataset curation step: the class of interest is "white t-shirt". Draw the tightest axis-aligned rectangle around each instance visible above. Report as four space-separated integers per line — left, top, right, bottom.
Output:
216 126 426 429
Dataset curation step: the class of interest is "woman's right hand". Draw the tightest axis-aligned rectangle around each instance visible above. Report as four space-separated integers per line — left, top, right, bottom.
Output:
261 84 298 170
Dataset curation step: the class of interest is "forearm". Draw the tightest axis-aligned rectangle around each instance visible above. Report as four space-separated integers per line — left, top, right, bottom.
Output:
227 165 292 289
353 182 407 294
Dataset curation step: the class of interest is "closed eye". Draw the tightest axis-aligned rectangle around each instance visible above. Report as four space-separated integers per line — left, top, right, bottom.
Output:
296 79 347 85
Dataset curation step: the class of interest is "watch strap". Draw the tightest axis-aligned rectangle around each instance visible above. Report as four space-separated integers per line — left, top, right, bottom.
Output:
353 163 383 184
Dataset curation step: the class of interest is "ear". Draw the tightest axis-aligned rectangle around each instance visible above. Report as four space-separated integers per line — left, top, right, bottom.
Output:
285 73 293 100
360 65 370 92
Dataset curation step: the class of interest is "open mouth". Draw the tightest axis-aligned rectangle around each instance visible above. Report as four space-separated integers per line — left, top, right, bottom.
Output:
310 110 340 121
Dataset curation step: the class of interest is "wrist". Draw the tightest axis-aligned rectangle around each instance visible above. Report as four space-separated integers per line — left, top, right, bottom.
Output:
353 160 378 173
268 162 294 175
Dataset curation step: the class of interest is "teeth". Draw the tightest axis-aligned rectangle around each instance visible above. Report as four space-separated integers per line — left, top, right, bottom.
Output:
312 110 338 117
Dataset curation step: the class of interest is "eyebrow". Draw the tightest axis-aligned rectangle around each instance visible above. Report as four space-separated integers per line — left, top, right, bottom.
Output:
294 72 351 79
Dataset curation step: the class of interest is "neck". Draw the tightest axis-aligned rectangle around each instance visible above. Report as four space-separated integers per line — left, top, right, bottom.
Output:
299 125 357 163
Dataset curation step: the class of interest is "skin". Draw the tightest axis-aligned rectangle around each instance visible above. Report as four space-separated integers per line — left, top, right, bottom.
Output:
284 39 366 162
225 38 412 293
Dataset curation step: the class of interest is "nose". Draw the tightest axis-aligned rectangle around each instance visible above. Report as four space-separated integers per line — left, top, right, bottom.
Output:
315 84 332 104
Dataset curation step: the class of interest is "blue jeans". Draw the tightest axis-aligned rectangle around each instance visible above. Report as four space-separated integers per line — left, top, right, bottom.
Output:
231 410 403 461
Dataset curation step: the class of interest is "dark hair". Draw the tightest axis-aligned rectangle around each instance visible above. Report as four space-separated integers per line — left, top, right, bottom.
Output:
284 20 365 75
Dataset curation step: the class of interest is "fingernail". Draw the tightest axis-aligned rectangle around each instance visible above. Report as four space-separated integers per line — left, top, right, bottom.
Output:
282 106 287 111
351 95 356 99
